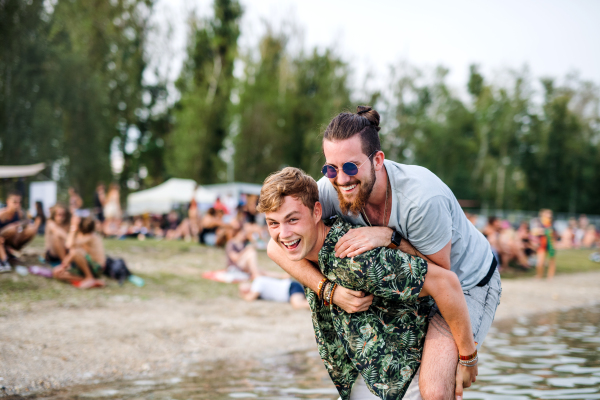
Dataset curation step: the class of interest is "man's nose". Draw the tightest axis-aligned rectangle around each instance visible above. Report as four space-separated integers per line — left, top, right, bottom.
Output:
280 224 293 238
335 170 353 185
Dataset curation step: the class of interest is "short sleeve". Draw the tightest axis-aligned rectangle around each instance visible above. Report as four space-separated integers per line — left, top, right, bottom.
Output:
355 247 428 303
317 176 336 220
406 195 452 256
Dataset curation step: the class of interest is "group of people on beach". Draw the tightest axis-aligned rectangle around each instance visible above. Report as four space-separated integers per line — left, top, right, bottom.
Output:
0 189 110 288
481 210 599 279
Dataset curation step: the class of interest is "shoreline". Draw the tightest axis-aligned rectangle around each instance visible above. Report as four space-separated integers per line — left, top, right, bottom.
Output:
1 270 600 396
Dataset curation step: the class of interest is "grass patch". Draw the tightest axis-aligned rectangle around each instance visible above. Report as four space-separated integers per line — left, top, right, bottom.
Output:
500 248 600 279
5 238 597 310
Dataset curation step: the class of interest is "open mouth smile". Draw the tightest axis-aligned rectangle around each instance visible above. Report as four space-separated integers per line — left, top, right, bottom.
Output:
281 238 301 250
340 184 357 193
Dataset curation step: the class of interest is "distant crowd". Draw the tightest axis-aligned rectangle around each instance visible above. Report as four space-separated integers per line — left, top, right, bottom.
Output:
471 210 599 279
1 184 599 295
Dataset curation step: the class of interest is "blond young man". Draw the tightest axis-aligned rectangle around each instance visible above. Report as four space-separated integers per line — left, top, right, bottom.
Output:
259 168 479 400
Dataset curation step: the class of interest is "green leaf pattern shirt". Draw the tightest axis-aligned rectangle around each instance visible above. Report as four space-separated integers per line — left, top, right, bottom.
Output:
308 217 434 400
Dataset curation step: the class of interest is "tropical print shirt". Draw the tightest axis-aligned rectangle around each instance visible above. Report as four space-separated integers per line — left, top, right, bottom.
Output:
307 217 434 400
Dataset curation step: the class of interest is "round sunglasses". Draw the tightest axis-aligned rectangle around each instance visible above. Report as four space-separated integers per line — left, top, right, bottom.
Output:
321 151 377 179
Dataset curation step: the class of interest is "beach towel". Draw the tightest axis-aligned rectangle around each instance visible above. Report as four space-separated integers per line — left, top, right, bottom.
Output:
202 266 250 283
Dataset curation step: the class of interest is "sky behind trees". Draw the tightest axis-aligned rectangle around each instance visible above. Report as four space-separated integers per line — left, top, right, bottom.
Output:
150 0 600 96
1 0 598 213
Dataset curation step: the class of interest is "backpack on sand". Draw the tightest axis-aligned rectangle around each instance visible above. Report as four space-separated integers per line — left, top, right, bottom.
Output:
104 257 131 285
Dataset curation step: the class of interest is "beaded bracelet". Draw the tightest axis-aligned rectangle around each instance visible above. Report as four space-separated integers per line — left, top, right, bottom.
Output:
326 283 336 306
317 278 328 299
329 283 338 310
459 348 478 361
323 282 333 306
458 355 478 367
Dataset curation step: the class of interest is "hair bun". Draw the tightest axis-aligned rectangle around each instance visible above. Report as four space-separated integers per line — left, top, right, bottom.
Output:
356 106 381 131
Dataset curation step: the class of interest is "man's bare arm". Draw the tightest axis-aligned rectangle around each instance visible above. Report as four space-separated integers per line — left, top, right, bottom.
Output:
266 239 373 313
334 226 452 270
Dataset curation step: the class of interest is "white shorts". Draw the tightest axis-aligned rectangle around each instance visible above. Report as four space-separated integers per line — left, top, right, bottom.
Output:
340 367 422 400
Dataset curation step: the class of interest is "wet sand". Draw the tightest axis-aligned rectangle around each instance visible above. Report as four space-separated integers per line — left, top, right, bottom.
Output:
1 250 599 396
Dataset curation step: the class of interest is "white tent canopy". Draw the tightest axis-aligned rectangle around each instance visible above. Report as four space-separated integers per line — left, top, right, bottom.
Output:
195 182 262 212
0 163 45 178
127 178 197 215
127 180 263 216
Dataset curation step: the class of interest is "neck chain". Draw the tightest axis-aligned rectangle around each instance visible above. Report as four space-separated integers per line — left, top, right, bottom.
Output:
363 178 388 227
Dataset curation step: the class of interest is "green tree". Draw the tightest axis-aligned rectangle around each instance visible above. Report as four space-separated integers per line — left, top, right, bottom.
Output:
166 0 242 183
233 28 352 183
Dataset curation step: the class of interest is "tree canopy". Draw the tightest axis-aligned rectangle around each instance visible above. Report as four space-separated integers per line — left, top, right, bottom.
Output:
1 0 599 213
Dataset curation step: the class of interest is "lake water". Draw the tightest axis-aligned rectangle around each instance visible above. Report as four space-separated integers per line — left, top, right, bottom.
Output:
28 305 600 400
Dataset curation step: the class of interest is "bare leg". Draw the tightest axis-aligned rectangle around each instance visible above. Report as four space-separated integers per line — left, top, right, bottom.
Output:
58 249 104 289
547 257 556 280
69 250 95 280
289 293 310 310
0 237 7 262
535 250 546 279
237 246 262 279
419 319 457 400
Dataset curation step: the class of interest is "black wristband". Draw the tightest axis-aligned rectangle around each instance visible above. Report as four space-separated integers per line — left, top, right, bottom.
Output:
391 230 402 246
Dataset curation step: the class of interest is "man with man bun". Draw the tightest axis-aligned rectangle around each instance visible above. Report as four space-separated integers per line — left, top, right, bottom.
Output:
260 167 478 400
267 106 501 400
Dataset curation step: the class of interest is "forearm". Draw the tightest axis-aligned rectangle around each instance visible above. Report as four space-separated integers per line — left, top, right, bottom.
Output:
425 267 476 356
395 239 432 263
267 239 324 292
65 229 77 249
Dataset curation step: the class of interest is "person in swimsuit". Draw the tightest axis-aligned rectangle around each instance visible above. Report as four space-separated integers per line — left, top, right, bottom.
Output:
226 227 262 279
239 276 309 309
53 216 105 289
44 204 71 264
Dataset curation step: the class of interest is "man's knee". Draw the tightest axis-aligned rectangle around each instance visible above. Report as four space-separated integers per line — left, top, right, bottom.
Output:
419 380 454 400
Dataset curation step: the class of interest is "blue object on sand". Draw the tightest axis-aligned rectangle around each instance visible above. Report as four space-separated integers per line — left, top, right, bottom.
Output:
128 275 145 287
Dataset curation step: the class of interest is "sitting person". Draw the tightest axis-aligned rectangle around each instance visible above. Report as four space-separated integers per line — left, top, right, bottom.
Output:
582 225 598 248
53 216 105 289
482 216 502 264
226 227 262 279
45 204 71 265
163 211 181 240
259 168 478 400
498 221 530 270
239 276 309 310
199 207 225 245
35 201 46 235
0 191 42 272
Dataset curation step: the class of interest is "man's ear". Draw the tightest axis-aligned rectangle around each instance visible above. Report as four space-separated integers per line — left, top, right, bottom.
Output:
373 150 385 171
313 201 323 222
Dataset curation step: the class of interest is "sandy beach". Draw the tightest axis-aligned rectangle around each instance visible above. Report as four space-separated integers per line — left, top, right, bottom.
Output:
1 240 599 396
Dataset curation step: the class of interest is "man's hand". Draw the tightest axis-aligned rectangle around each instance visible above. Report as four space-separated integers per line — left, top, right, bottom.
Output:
334 227 393 258
455 363 478 400
332 286 373 313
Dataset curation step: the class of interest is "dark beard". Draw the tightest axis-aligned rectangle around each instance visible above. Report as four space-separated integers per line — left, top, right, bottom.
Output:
334 162 376 215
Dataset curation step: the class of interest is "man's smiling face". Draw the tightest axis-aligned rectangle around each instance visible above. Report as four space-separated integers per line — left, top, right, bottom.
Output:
265 196 321 262
323 135 376 215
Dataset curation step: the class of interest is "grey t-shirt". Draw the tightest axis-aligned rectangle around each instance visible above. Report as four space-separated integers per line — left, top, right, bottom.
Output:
318 159 492 290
